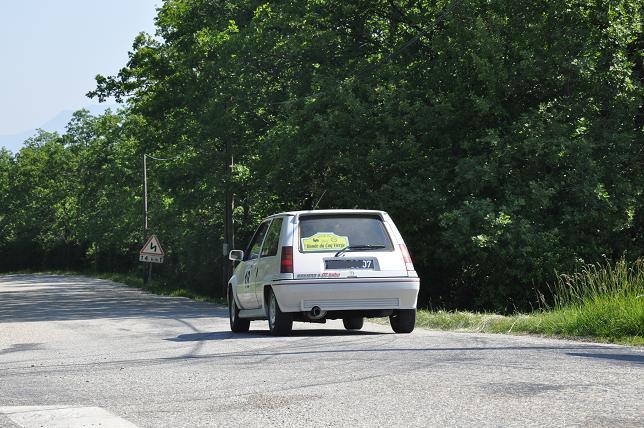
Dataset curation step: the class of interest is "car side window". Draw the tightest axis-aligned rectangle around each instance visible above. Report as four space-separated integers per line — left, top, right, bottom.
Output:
245 222 269 261
260 218 283 258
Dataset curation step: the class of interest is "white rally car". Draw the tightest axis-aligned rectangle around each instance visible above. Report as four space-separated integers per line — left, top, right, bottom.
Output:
227 209 420 335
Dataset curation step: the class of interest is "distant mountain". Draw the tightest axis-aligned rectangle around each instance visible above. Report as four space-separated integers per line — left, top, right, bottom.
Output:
0 130 35 154
0 104 117 154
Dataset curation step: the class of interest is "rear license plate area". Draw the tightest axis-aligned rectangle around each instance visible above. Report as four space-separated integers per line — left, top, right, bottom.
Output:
324 259 375 270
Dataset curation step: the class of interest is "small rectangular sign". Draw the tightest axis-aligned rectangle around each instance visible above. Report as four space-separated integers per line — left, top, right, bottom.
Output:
139 254 163 264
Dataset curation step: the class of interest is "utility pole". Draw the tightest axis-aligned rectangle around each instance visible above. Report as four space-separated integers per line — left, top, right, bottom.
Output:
222 139 234 296
143 153 180 283
143 154 151 283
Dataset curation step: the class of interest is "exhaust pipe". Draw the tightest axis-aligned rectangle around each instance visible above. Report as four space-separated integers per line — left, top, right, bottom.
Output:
307 306 326 320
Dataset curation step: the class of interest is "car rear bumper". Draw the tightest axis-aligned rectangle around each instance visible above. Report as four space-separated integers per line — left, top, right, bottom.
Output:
270 277 420 312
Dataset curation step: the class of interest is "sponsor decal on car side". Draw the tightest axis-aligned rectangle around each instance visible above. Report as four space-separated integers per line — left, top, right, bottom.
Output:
296 272 342 279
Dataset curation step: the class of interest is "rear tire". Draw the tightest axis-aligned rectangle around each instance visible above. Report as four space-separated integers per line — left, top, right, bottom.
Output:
267 288 293 336
390 309 415 333
343 317 364 330
228 287 250 333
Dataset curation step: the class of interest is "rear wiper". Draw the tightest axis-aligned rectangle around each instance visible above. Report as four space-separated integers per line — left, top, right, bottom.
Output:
335 245 385 257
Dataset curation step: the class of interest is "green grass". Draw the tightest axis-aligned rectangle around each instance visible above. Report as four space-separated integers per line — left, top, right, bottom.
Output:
405 309 643 346
404 259 644 345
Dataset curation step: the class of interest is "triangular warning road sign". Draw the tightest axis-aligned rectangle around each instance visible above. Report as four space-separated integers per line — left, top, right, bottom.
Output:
140 235 164 256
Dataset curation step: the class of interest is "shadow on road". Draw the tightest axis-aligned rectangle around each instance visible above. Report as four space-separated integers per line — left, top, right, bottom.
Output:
158 343 636 364
567 352 644 364
0 343 44 355
166 329 383 342
0 274 224 322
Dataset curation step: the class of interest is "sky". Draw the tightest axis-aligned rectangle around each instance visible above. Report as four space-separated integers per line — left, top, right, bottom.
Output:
0 0 160 136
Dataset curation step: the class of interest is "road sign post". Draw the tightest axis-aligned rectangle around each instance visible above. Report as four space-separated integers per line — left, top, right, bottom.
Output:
142 153 179 283
143 154 150 283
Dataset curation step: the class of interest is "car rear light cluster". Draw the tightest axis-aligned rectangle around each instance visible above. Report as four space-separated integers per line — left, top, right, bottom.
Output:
399 244 415 271
280 246 293 273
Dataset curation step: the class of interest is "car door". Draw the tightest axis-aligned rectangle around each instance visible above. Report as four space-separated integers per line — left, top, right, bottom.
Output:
251 217 284 307
236 221 269 309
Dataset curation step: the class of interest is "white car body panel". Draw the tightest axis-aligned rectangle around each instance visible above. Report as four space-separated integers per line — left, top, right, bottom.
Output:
271 277 420 312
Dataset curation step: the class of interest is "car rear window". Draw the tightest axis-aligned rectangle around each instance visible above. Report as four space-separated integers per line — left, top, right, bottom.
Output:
298 215 393 253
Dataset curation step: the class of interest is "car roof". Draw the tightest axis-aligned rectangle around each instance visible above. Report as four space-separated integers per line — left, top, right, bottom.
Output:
265 209 387 220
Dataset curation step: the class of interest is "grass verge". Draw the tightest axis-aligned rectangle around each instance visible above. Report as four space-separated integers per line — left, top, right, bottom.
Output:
3 269 226 305
94 271 227 305
404 308 643 346
401 259 644 346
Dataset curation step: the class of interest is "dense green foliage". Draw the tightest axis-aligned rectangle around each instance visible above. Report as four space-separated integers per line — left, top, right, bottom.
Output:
1 0 642 311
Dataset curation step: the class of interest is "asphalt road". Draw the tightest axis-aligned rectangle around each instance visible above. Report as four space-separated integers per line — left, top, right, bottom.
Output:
0 274 642 427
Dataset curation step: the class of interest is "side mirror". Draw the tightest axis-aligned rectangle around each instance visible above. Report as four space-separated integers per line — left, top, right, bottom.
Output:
229 250 244 261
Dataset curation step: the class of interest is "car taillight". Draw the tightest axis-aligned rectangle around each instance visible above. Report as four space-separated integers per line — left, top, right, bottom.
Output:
399 244 414 271
280 246 293 273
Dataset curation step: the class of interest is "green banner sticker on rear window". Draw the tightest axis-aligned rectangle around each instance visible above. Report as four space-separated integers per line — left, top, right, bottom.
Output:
301 232 349 252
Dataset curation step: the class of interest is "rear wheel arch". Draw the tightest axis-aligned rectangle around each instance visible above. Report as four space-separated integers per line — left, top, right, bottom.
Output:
228 284 250 333
266 286 293 335
228 283 239 307
263 284 273 308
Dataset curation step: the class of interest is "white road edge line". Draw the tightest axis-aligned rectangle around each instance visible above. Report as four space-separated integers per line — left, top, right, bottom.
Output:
0 405 138 428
